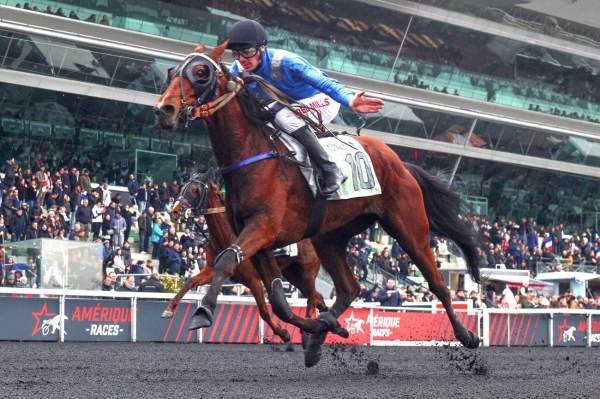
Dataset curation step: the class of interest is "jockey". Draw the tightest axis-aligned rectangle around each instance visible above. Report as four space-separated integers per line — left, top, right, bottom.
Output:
227 19 384 197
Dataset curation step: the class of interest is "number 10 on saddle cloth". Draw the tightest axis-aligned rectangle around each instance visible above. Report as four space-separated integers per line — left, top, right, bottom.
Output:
280 133 382 200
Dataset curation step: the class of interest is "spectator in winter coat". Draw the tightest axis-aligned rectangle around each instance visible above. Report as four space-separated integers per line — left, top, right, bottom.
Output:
169 179 180 198
75 198 92 240
377 279 402 307
139 272 164 292
91 202 103 240
80 169 92 194
129 260 146 285
166 246 182 275
25 221 39 240
121 241 132 269
137 209 153 253
11 208 27 241
126 173 138 199
111 211 127 247
158 182 170 210
136 183 149 214
150 216 165 258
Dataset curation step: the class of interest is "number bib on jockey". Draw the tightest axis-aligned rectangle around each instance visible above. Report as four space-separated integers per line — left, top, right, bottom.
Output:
279 134 382 200
321 136 382 200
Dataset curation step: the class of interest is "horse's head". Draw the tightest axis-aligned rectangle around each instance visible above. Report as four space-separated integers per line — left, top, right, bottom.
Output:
171 171 209 218
171 168 223 218
154 41 232 131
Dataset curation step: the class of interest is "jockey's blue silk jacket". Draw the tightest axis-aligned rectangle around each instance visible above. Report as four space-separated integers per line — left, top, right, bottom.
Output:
231 48 355 107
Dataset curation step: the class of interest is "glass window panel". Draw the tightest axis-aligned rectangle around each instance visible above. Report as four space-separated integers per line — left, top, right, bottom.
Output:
396 14 600 123
0 82 213 184
0 29 177 94
417 0 600 48
476 119 600 166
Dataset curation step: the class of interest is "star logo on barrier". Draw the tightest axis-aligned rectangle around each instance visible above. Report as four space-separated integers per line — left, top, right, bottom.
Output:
558 319 576 343
31 302 57 337
344 311 365 335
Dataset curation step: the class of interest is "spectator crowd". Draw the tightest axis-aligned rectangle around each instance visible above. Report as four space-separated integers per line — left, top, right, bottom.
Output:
0 154 210 292
1 152 600 307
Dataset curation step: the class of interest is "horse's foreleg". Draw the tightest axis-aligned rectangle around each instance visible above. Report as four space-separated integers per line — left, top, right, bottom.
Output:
162 266 213 318
248 276 291 343
191 218 282 329
253 250 327 335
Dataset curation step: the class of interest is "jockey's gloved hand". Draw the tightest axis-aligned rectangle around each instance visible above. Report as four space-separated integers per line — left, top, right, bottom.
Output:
350 91 385 114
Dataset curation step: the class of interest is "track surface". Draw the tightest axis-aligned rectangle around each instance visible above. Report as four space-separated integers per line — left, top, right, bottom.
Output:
1 342 599 398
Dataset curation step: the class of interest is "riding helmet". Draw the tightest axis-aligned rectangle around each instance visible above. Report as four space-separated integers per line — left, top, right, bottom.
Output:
227 20 268 50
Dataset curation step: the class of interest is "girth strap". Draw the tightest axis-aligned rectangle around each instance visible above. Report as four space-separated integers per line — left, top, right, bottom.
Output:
303 193 327 239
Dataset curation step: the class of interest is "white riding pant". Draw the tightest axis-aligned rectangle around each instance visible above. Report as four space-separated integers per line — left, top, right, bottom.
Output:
270 93 341 134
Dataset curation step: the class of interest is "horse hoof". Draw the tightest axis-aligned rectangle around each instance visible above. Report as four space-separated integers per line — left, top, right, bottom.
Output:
462 331 480 349
279 330 291 343
188 306 213 330
333 326 349 339
304 331 327 368
318 311 347 338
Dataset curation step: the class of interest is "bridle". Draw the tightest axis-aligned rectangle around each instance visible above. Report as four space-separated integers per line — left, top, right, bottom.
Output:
166 52 244 126
176 172 225 217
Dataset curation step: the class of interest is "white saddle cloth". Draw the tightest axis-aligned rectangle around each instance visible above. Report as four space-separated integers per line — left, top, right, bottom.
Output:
278 133 382 200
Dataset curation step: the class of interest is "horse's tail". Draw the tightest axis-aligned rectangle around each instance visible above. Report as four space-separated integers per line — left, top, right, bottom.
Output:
404 163 482 283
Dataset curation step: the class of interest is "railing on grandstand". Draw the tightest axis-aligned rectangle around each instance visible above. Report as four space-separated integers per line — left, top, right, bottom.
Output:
535 262 600 275
367 265 420 289
115 273 296 297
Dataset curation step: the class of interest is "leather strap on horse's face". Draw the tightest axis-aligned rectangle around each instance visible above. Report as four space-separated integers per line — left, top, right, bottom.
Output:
168 52 244 123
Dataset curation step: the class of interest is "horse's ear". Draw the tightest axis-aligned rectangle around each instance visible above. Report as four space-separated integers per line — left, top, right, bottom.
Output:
210 41 229 62
194 43 206 53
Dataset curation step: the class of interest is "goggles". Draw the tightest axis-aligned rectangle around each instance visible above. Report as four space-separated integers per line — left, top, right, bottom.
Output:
232 47 259 60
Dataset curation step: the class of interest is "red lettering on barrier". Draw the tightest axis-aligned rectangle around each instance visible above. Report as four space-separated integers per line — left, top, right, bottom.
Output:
81 306 93 321
71 306 81 321
100 307 109 322
577 320 600 333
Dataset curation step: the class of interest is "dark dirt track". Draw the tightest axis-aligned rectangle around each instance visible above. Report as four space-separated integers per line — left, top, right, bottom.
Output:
1 342 599 399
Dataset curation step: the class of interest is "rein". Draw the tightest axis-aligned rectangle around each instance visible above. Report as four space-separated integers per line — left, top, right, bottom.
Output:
186 76 244 120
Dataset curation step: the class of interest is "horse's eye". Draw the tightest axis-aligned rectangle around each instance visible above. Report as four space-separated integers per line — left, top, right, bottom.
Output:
194 67 209 80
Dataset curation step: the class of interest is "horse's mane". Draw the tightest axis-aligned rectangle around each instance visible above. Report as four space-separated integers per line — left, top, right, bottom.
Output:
236 85 276 128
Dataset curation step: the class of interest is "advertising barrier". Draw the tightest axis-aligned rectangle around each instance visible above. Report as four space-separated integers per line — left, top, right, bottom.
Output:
65 299 131 342
0 297 60 341
1 288 600 347
137 301 199 343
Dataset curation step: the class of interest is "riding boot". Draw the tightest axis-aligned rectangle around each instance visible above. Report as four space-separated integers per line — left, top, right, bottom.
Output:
290 126 346 197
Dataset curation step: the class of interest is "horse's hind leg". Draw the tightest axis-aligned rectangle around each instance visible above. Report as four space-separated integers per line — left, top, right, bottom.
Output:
304 231 361 367
281 250 327 349
380 211 479 349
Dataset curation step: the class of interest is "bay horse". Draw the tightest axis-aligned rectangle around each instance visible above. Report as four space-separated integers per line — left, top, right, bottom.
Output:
163 170 327 345
154 42 482 367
